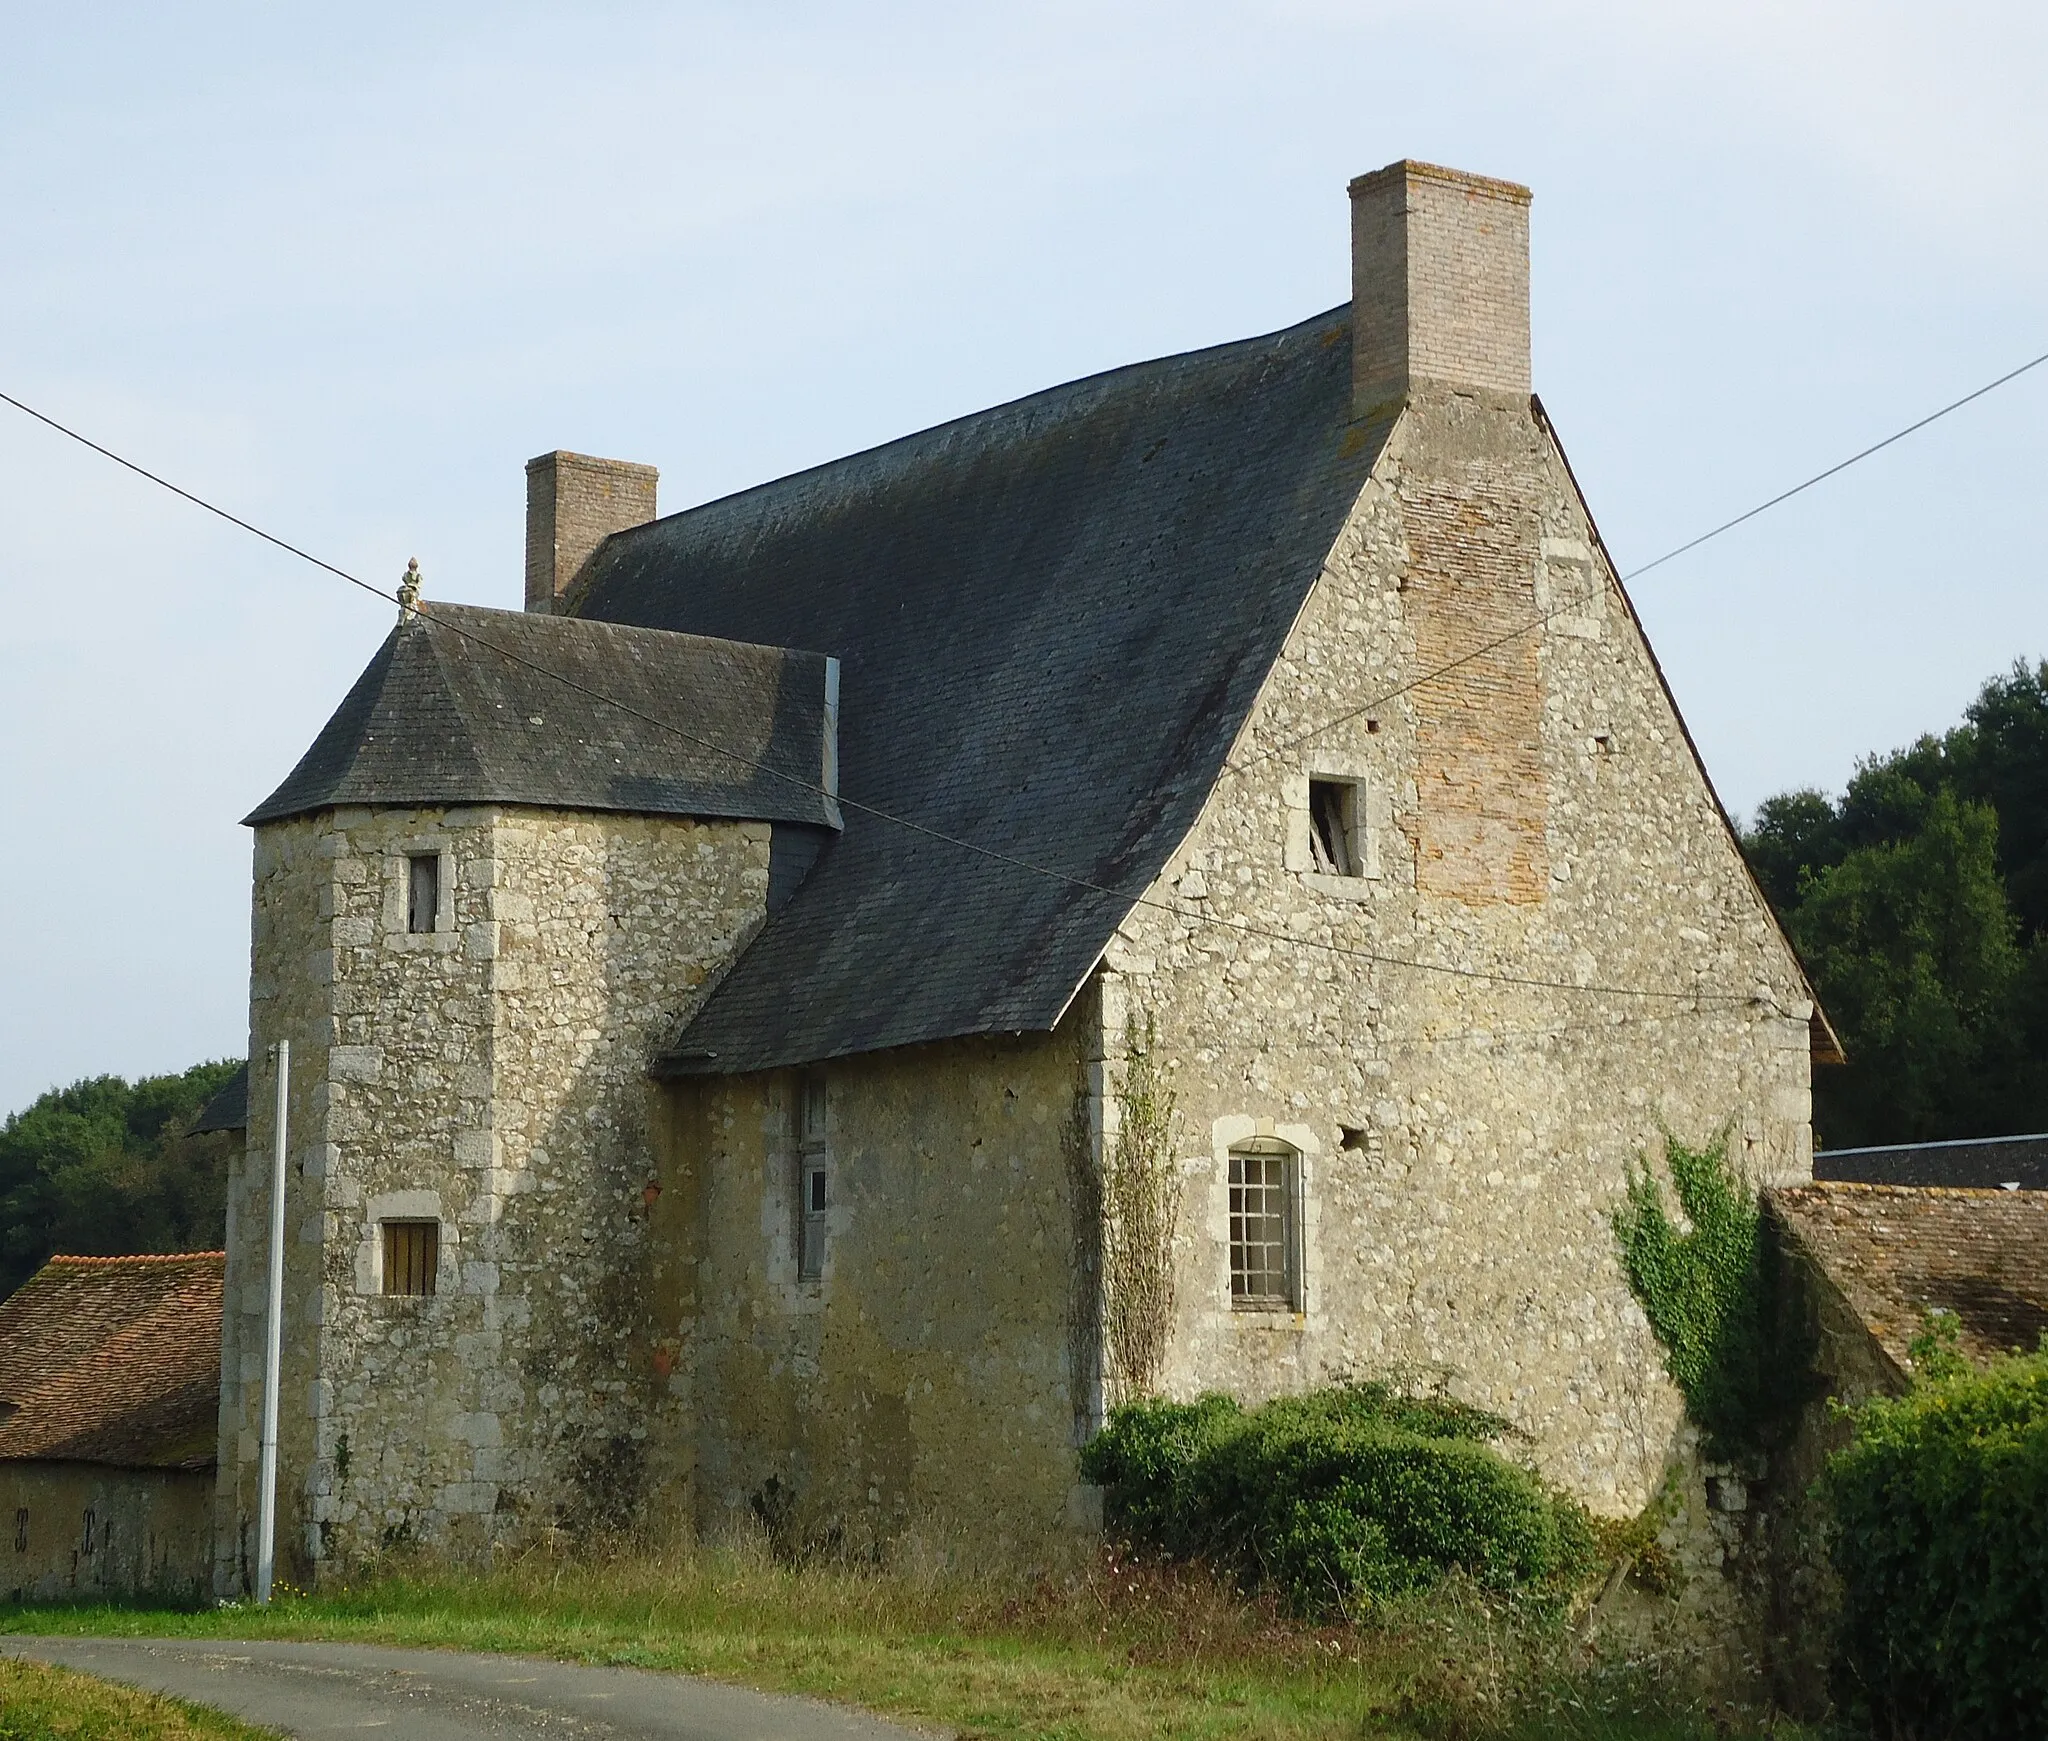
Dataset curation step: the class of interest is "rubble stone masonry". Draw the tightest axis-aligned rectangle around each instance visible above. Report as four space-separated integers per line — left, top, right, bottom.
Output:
1100 387 1815 1515
216 805 767 1589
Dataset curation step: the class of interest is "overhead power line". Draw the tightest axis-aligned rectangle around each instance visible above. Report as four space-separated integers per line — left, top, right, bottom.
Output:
1230 345 2048 774
12 342 2038 1014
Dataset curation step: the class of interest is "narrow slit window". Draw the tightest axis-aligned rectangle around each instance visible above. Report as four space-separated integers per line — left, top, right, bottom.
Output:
382 1219 439 1296
796 1071 828 1281
13 1507 25 1553
1229 1140 1299 1309
407 853 440 934
80 1509 95 1556
1308 781 1358 876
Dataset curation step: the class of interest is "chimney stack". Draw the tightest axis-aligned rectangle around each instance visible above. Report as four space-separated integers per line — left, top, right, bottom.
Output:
1348 161 1532 416
524 451 659 614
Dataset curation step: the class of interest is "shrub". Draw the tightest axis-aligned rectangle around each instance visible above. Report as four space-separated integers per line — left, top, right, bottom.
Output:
1821 1346 2048 1738
1081 1381 1595 1617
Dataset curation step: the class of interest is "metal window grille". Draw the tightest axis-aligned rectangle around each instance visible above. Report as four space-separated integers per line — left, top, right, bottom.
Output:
382 1219 439 1296
407 853 439 933
796 1071 827 1280
1229 1142 1297 1307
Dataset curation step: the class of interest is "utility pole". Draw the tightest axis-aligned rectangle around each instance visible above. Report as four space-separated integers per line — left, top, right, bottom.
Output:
255 1038 289 1604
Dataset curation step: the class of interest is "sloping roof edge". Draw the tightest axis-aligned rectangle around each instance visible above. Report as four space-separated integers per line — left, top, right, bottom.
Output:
1530 396 1845 1066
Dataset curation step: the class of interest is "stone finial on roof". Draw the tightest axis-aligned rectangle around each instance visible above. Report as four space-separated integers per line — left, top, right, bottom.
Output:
397 557 423 622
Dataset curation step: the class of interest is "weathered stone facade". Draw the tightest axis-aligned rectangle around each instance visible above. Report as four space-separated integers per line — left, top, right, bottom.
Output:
216 806 768 1588
219 158 1828 1592
649 1017 1099 1564
1104 387 1814 1514
1 1464 212 1604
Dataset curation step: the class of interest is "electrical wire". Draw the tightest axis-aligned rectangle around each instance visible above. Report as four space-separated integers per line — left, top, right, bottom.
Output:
1226 346 2048 775
13 342 2037 1014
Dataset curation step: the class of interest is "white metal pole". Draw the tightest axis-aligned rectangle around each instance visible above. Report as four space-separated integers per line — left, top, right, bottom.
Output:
255 1038 289 1604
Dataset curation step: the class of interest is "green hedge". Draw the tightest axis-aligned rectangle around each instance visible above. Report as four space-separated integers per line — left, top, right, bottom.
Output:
1079 1383 1593 1616
1821 1348 2048 1738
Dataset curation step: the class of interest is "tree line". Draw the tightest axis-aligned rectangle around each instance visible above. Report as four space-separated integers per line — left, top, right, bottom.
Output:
1744 659 2048 1149
0 1060 239 1301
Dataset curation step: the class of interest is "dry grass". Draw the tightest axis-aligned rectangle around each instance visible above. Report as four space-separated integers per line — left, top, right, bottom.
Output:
1 1532 1806 1741
0 1655 279 1741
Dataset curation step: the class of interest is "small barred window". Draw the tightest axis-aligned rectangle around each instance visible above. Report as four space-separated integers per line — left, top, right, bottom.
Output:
382 1219 439 1296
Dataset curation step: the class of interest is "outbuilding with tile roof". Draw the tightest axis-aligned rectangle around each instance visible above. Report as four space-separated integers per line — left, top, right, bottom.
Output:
0 1253 222 1601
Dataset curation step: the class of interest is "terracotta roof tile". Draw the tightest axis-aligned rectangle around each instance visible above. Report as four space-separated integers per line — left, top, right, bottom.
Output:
1768 1183 2048 1371
0 1253 222 1471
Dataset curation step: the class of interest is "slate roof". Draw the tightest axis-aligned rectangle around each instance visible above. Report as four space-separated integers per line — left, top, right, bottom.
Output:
247 604 840 830
192 1062 248 1134
1769 1183 2048 1372
0 1254 223 1471
568 307 1389 1075
1815 1132 2048 1192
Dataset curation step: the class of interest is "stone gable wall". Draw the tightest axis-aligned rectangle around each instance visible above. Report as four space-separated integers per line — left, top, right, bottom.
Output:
1097 389 1815 1515
216 805 767 1589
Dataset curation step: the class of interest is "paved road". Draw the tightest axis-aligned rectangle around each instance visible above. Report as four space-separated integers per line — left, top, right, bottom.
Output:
0 1637 931 1740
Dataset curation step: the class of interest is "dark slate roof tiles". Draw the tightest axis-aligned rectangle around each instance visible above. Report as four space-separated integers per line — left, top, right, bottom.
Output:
573 307 1387 1074
1815 1132 2048 1192
247 605 839 830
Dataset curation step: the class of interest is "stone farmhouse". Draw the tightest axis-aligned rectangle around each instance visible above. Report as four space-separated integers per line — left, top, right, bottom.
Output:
214 161 1839 1592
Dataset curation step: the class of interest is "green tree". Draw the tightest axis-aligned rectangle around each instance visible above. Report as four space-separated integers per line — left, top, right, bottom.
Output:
0 1060 240 1300
1788 791 2021 1145
1744 660 2048 1146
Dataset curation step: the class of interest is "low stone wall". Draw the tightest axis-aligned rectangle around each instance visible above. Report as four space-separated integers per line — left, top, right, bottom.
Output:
0 1463 212 1604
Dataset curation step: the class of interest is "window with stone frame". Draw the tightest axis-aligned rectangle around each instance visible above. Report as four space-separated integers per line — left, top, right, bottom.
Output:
795 1070 828 1281
1308 779 1363 876
382 1219 439 1296
406 852 441 934
1228 1139 1301 1309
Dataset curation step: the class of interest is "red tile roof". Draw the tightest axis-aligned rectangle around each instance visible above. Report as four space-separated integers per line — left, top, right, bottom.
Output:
1769 1184 2048 1372
0 1253 223 1471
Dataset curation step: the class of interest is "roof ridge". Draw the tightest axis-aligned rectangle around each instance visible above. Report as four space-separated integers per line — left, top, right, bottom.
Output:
48 1251 226 1265
597 304 1353 554
1770 1181 2038 1201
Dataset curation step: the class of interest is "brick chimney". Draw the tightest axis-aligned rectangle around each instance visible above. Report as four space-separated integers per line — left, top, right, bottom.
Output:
523 451 659 614
1348 161 1532 416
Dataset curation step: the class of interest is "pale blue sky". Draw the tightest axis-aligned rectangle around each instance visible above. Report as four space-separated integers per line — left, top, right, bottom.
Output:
3 2 2044 1114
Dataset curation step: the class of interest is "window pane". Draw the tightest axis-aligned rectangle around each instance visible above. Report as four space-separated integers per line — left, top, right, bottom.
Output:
1229 1148 1293 1304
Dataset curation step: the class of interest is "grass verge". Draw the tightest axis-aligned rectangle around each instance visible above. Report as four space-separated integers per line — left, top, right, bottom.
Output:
1 1537 1803 1741
0 1654 279 1741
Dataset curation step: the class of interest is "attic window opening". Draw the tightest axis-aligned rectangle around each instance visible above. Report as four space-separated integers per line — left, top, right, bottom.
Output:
407 854 440 934
382 1219 439 1297
1309 780 1361 877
